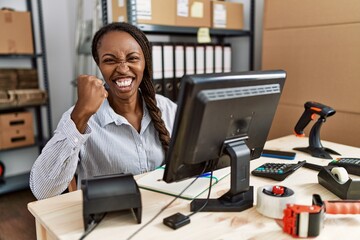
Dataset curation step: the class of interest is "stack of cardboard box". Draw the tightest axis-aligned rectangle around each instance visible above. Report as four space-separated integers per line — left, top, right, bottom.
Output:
262 0 360 147
111 0 244 30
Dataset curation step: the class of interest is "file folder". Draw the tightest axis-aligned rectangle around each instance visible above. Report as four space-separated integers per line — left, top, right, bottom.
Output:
185 44 195 75
163 44 175 101
224 44 232 73
151 44 163 95
214 45 223 73
174 44 185 101
195 45 205 74
205 45 214 74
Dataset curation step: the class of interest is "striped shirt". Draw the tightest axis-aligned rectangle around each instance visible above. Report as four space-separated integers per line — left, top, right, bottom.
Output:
30 94 177 199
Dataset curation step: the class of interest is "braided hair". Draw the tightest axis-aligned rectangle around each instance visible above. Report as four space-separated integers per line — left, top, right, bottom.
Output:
91 22 171 153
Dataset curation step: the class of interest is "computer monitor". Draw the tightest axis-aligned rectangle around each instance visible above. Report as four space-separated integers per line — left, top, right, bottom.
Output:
163 70 286 212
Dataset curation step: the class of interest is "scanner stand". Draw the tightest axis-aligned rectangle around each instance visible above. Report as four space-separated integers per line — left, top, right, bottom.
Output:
294 117 340 159
81 173 142 231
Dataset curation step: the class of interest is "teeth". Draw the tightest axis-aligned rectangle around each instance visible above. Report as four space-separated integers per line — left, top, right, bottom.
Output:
116 79 132 87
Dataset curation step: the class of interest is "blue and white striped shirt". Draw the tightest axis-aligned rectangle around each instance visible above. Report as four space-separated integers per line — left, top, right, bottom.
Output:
30 94 177 199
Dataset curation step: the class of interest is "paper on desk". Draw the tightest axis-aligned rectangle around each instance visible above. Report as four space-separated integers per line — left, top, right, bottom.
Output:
137 166 230 200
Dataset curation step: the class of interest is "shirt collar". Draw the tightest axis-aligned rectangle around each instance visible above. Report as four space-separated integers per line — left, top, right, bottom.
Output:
95 95 152 131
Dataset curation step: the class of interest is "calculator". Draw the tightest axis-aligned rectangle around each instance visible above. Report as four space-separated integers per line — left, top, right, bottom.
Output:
328 158 360 176
251 161 306 181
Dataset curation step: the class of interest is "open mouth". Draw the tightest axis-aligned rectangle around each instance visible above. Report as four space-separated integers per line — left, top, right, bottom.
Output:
114 77 133 88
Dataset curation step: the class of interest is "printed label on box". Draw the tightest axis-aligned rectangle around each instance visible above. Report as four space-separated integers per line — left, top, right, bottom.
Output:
177 0 189 17
213 3 226 28
191 2 203 18
137 0 152 20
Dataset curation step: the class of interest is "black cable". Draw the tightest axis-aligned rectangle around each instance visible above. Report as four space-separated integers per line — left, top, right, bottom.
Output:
187 168 214 217
126 163 210 240
78 213 106 240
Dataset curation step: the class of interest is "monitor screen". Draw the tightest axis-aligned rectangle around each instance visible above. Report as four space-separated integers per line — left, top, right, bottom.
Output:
163 70 286 212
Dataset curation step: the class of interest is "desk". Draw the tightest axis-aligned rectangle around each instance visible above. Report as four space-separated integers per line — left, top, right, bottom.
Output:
28 135 360 240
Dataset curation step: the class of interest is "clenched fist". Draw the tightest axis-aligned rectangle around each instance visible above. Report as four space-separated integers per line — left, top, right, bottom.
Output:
71 75 108 133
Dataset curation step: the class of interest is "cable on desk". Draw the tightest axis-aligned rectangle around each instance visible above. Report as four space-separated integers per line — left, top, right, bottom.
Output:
125 163 211 240
78 213 107 240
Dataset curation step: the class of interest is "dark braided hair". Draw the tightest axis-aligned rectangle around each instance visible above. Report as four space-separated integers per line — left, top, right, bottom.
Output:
91 22 171 153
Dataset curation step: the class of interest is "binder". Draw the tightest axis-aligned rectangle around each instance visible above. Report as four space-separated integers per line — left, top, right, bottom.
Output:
214 45 223 73
185 44 195 75
195 45 205 74
174 44 185 101
205 44 214 74
163 44 175 101
224 44 232 73
151 43 163 95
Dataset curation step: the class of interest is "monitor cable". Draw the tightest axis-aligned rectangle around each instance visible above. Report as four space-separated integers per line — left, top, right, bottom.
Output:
126 163 212 240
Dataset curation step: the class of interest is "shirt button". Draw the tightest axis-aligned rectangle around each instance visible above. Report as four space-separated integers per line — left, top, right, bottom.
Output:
139 143 143 148
74 137 78 143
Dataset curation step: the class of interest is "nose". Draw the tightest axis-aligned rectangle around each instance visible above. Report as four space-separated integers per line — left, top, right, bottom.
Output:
116 61 129 72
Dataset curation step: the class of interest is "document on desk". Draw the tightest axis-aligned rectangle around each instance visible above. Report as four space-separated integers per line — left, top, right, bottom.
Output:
137 166 230 200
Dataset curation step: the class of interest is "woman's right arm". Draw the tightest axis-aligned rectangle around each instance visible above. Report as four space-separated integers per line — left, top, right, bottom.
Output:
29 109 91 200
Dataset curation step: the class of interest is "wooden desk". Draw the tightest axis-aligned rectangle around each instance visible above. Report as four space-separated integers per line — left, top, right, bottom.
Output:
28 135 360 240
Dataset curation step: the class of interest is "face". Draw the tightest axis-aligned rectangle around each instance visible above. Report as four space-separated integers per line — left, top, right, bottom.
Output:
97 31 145 101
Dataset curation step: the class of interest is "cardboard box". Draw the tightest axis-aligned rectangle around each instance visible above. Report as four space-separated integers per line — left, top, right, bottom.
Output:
0 128 35 150
176 0 211 28
0 10 34 54
16 69 39 89
262 0 360 147
211 1 243 30
264 0 360 29
0 111 34 150
0 112 33 130
111 0 176 26
0 69 17 90
262 24 360 114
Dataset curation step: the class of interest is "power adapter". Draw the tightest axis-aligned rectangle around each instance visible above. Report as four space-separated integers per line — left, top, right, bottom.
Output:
163 213 190 230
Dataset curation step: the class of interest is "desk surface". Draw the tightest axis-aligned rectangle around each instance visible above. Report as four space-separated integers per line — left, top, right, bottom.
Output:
28 135 360 240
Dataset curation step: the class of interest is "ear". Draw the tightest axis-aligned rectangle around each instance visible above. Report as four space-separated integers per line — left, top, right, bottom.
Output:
331 167 349 184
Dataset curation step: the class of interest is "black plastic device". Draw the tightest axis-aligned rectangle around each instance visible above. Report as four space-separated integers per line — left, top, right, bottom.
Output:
81 173 142 231
163 213 190 230
163 70 286 212
328 158 360 176
251 160 306 181
261 149 296 160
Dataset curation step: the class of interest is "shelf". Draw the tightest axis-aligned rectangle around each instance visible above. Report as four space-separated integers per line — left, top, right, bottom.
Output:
0 102 48 111
0 172 30 195
0 53 44 59
136 24 251 37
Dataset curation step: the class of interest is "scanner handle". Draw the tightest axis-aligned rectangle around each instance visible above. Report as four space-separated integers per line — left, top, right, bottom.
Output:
294 101 336 137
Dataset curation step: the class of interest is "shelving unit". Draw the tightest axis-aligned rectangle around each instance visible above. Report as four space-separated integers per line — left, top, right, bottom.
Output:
0 0 52 195
100 0 255 71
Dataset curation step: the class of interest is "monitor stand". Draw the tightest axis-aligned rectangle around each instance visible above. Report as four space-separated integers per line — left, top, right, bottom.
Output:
190 140 253 212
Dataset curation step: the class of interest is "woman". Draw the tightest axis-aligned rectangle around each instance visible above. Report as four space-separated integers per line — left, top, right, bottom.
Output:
30 22 177 200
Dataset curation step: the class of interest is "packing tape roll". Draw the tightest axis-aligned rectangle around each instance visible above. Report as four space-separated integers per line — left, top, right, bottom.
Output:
331 167 349 184
256 185 296 219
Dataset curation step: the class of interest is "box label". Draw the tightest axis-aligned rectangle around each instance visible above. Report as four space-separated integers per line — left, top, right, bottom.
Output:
177 0 189 17
137 0 152 20
213 3 226 28
191 2 203 18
